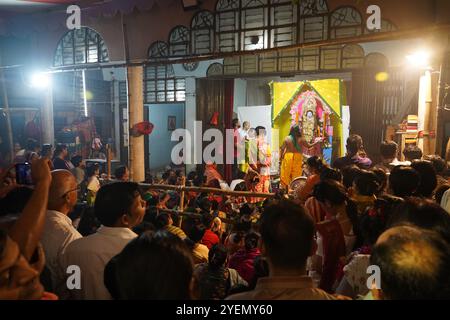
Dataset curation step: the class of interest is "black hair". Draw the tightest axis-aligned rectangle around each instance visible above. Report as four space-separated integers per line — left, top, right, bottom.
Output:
313 180 361 248
370 226 450 299
307 156 325 174
71 155 83 168
202 212 214 228
346 134 363 155
234 215 252 233
162 171 170 181
94 182 141 227
193 174 206 187
211 199 219 211
312 180 348 205
208 244 228 270
167 176 178 186
255 126 266 137
354 170 379 196
187 171 197 181
244 232 260 251
359 206 389 247
380 141 398 159
54 144 67 156
104 230 193 299
132 221 156 236
115 166 128 180
231 231 245 245
259 200 314 270
143 206 158 224
372 167 388 195
198 196 212 213
26 138 39 151
319 167 342 182
411 160 437 198
188 223 207 243
86 163 100 178
232 118 240 128
234 181 247 191
428 155 447 174
388 197 450 243
289 124 301 138
77 206 101 236
41 144 53 157
155 213 171 229
388 165 420 197
239 203 254 216
403 145 422 161
341 165 362 189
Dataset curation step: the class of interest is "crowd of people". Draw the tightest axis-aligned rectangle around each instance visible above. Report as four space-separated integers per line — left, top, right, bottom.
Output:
1 132 450 300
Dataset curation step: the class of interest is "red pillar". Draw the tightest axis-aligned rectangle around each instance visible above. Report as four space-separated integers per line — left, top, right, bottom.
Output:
224 79 234 183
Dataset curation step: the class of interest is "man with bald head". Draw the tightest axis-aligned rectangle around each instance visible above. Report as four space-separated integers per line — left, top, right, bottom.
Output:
40 169 82 296
370 226 450 300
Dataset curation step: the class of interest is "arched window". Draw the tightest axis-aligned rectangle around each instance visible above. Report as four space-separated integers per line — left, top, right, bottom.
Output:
169 26 190 57
300 0 328 15
271 0 297 48
147 42 185 103
148 41 169 59
241 0 269 51
206 62 224 77
299 0 329 43
216 0 239 52
191 10 214 54
320 45 341 70
364 52 389 69
330 7 362 39
342 44 365 69
54 27 109 67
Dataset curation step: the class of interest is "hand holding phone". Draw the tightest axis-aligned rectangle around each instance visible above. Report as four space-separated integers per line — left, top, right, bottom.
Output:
15 163 32 185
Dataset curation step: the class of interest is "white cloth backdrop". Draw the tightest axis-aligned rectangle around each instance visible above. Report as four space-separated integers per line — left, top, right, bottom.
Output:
238 105 280 175
237 105 272 144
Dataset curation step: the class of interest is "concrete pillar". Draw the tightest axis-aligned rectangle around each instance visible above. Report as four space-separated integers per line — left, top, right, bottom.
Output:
112 79 121 161
417 70 433 155
127 66 145 182
185 77 196 173
41 81 54 145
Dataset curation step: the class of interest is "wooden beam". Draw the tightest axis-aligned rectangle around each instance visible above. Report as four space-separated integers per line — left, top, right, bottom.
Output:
140 183 275 198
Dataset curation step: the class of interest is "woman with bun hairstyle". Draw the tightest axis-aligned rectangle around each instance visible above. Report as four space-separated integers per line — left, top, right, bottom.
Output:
298 156 327 202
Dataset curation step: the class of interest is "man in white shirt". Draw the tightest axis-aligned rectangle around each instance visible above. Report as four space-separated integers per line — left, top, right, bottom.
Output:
378 141 410 171
41 170 82 296
62 182 146 300
239 121 250 141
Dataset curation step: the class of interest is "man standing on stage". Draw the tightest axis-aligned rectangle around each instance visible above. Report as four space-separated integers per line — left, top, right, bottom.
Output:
239 121 251 141
280 125 323 190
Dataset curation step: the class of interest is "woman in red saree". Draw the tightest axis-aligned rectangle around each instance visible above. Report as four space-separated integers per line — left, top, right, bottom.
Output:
247 126 271 203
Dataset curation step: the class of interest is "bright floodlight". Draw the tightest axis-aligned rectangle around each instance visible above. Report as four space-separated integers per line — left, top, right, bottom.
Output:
406 51 431 69
30 72 50 88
